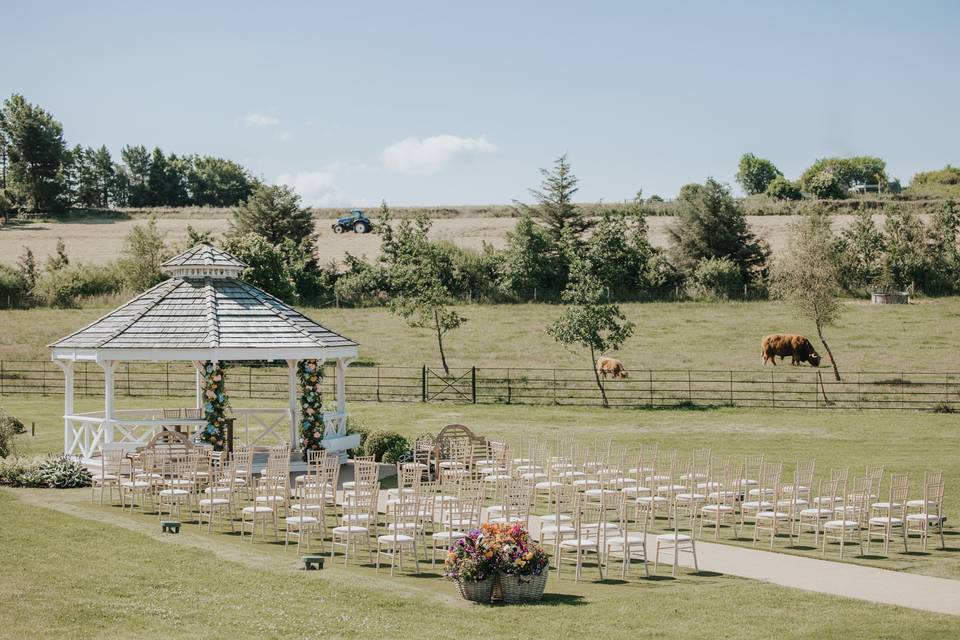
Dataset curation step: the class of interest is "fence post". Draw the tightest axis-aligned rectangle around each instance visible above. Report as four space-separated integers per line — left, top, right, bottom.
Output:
0 360 4 396
648 370 653 407
41 361 47 396
507 368 512 405
770 371 775 408
471 367 476 404
900 373 904 410
729 370 734 407
165 363 170 397
553 369 557 405
248 367 253 398
421 366 427 402
688 370 692 403
376 367 381 402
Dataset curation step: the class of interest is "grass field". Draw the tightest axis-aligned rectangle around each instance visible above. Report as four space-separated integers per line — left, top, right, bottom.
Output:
4 397 958 580
3 298 958 374
5 488 959 640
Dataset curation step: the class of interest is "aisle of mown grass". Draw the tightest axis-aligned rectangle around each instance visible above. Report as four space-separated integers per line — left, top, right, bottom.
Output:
2 489 958 640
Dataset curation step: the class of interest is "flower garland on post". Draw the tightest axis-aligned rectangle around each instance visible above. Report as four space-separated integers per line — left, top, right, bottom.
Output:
297 359 325 453
199 361 229 451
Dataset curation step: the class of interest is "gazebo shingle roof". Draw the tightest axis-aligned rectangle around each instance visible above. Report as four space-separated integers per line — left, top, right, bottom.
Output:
50 246 356 352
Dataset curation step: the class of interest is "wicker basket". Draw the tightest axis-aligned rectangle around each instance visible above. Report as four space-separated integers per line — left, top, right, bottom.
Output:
455 575 496 603
496 568 549 603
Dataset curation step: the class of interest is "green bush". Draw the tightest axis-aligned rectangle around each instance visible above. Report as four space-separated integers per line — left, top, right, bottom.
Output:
33 263 123 307
363 430 411 463
688 257 744 300
765 176 802 201
0 263 31 308
0 456 91 488
25 456 92 488
0 409 27 458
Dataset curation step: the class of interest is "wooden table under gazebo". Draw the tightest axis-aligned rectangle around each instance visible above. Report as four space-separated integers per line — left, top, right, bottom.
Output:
49 244 360 461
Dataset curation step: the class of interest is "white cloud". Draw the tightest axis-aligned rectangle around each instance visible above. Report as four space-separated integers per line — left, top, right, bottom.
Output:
243 112 280 127
274 170 351 207
382 134 497 175
278 130 293 141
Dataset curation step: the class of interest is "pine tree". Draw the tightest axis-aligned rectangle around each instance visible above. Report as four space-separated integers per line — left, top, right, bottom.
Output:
0 94 68 212
523 154 589 243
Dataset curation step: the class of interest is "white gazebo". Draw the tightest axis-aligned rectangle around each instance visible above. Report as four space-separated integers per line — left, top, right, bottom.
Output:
49 244 360 460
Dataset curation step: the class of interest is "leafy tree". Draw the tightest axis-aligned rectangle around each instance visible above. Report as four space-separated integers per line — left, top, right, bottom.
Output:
833 210 884 293
547 259 635 407
334 253 389 307
925 200 960 294
46 237 69 272
120 144 151 206
765 176 802 200
879 208 929 292
231 183 314 247
184 224 215 248
117 218 169 291
736 153 783 195
146 148 188 206
0 94 68 211
221 233 297 303
381 213 466 374
667 178 767 282
185 155 255 206
800 156 887 197
497 214 561 300
773 212 844 381
17 247 38 290
579 206 664 298
91 145 115 208
521 154 589 244
688 257 743 300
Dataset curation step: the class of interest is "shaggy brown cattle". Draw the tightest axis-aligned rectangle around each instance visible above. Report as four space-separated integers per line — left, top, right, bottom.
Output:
597 356 628 379
761 334 822 367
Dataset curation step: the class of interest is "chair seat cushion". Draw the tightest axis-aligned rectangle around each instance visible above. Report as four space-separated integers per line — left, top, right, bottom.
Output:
757 511 790 520
285 515 319 525
432 531 467 540
242 506 273 514
676 492 706 501
541 524 575 535
824 519 859 529
800 508 833 517
657 533 691 543
621 486 652 496
869 516 902 526
333 525 368 534
539 514 573 524
742 501 772 510
159 489 189 497
199 498 231 507
559 538 598 549
534 481 562 490
290 504 323 512
607 534 646 545
377 534 414 543
121 481 150 489
906 513 941 523
871 502 901 509
637 496 668 504
701 504 734 513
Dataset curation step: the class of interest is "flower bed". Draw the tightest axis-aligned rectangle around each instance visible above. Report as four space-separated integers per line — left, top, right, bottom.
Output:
444 523 549 603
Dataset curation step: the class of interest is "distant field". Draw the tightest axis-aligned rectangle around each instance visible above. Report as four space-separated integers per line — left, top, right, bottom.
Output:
2 298 958 373
0 211 931 268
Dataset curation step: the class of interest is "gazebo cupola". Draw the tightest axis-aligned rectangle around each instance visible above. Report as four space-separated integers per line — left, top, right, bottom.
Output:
50 244 360 461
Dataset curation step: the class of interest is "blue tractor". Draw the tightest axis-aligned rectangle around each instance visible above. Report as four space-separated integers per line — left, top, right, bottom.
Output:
331 209 373 234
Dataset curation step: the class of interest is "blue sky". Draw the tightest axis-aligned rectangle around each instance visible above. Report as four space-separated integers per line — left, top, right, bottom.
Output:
3 1 958 206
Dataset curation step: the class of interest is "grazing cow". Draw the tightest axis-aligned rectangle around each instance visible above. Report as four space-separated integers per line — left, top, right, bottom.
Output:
597 356 628 379
761 334 822 367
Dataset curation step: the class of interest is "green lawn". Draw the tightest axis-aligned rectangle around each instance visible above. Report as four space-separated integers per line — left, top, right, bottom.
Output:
3 298 959 372
2 488 958 640
4 397 958 580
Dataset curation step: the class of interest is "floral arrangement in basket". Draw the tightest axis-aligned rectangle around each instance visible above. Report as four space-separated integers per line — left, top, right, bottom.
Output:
443 529 499 584
444 524 549 603
199 361 229 450
297 359 325 453
483 522 550 577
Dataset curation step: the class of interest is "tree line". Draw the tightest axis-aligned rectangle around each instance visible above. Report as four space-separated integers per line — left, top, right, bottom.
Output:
0 94 257 212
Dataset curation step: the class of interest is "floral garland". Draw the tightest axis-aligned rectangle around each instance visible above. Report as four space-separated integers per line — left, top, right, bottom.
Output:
297 359 325 453
199 361 229 450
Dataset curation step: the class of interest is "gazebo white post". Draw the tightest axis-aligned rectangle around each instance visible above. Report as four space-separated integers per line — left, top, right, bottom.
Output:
193 361 203 410
99 359 116 445
54 360 74 455
335 358 351 436
286 359 298 451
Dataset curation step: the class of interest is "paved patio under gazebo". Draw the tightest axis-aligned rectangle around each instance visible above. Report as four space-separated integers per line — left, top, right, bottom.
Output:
49 244 360 461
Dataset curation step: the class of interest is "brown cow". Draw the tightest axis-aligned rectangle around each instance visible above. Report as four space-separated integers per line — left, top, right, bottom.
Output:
761 334 822 367
597 356 628 379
